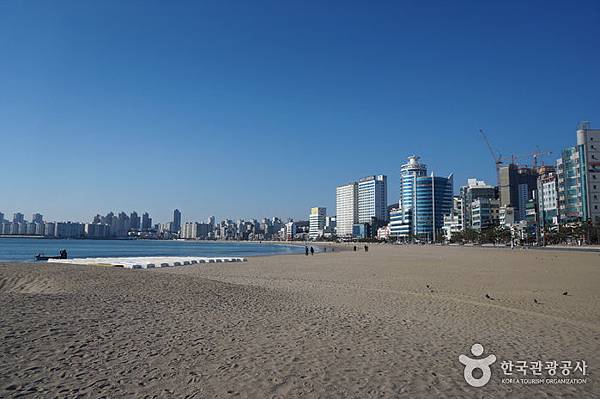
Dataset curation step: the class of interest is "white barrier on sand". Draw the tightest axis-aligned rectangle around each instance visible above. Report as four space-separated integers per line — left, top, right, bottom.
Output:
48 256 247 269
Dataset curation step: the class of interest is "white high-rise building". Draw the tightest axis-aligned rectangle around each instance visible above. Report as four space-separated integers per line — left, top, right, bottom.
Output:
358 175 388 224
308 207 326 240
336 182 358 238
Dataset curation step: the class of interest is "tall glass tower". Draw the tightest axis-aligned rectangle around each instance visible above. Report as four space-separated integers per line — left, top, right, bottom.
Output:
391 156 453 241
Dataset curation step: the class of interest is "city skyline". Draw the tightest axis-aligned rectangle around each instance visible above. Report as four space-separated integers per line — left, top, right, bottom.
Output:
1 2 599 222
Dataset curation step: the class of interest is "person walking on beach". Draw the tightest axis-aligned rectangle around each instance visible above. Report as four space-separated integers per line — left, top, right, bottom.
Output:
364 245 368 252
353 245 357 251
310 246 314 255
305 246 309 256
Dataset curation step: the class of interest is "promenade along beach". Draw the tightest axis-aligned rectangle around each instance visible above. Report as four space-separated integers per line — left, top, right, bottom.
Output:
1 245 599 398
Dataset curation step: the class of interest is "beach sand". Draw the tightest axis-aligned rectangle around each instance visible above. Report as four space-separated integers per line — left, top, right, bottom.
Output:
1 245 599 398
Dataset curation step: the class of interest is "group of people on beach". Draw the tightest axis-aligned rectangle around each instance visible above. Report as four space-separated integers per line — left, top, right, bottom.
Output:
305 244 369 255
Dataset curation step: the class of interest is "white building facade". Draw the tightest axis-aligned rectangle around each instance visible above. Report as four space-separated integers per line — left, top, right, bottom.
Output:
308 207 326 240
357 175 388 225
336 182 358 238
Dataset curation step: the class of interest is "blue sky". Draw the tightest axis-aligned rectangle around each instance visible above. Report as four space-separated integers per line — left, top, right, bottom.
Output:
1 0 599 223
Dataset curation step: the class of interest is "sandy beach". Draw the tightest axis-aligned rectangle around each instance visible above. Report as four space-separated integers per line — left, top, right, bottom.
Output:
1 245 599 398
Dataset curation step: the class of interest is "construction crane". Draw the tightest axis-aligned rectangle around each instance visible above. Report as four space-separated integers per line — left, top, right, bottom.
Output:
510 147 553 169
479 129 503 185
532 146 552 169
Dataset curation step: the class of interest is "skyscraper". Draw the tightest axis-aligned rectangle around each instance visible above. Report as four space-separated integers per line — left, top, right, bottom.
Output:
172 209 181 233
336 182 358 238
207 216 215 227
141 212 152 231
130 211 140 230
358 175 388 226
308 207 326 240
32 213 43 224
390 156 453 241
13 213 25 223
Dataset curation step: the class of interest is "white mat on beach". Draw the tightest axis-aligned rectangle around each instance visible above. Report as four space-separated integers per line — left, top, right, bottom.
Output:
48 256 246 269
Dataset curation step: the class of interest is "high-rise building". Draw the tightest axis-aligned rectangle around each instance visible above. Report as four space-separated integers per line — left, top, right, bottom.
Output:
284 221 296 240
141 212 152 231
459 179 497 229
172 209 181 233
336 182 358 238
114 212 130 237
389 156 453 241
207 216 215 228
32 213 43 224
85 223 110 239
499 164 538 223
130 211 140 230
13 213 25 223
34 222 45 236
576 122 600 223
0 212 4 223
358 175 388 226
308 207 326 240
537 166 559 226
44 222 56 237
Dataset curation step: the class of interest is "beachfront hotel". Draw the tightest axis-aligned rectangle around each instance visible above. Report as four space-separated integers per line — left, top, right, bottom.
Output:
389 156 453 241
336 182 358 238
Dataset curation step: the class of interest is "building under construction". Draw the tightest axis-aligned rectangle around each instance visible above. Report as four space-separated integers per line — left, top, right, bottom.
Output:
498 164 538 222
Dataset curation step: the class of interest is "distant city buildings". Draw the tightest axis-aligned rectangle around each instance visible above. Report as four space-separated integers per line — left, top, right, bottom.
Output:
172 209 182 234
182 222 211 239
3 122 599 244
13 213 24 223
130 211 140 230
32 213 43 224
141 212 152 231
